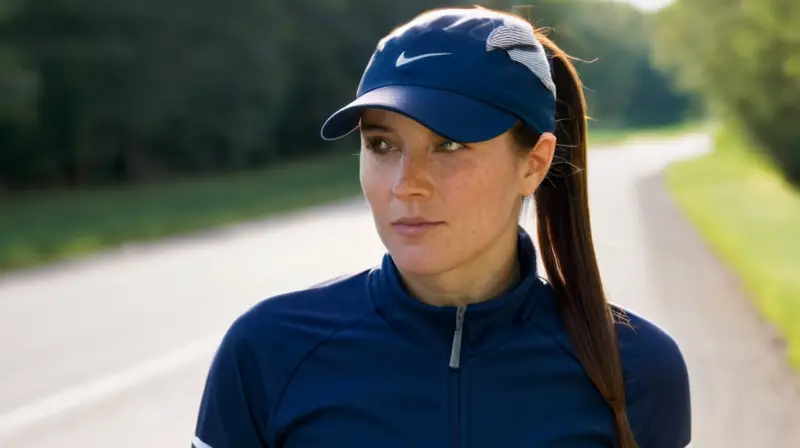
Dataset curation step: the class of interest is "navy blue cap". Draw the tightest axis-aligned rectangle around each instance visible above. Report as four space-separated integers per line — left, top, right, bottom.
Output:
320 7 557 143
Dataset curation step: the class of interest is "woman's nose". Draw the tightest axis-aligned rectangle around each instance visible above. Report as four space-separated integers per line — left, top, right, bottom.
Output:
391 151 434 201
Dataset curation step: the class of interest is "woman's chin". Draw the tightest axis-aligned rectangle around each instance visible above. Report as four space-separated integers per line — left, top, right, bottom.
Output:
387 246 452 277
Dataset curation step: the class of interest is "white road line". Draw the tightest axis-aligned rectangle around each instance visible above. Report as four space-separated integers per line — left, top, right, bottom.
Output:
0 336 220 438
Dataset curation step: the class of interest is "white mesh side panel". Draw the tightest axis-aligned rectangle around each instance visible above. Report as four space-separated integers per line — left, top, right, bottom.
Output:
485 25 556 95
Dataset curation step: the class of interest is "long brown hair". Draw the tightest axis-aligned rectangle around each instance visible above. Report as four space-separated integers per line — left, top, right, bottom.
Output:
509 25 639 448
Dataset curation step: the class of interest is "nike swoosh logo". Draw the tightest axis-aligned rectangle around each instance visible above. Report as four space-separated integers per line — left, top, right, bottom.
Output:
395 51 452 67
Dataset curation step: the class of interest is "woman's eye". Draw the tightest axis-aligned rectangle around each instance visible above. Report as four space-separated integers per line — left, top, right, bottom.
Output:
438 140 466 152
364 138 395 154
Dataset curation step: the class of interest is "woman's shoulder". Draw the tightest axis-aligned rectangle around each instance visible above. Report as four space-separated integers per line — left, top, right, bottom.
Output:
194 270 377 446
613 306 689 391
213 269 376 381
226 268 375 344
613 306 692 446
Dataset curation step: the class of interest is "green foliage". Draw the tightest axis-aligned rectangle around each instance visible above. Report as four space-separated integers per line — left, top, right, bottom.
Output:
0 0 691 191
0 152 361 270
653 0 800 184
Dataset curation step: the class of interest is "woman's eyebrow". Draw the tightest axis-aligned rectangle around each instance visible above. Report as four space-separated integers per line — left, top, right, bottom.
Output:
359 123 394 133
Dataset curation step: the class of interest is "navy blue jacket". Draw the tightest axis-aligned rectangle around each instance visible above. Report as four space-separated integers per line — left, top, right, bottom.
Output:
193 230 691 447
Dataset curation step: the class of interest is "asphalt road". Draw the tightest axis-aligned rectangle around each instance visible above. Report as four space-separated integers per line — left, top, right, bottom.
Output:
1 132 798 447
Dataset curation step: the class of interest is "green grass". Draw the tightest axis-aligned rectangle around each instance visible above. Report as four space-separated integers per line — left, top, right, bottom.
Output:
665 127 800 369
0 151 362 271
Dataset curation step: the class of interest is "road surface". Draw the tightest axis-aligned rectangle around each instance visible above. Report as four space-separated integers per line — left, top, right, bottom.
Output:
1 132 798 447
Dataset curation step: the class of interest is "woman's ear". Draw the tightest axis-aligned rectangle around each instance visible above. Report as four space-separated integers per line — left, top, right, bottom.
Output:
520 132 556 196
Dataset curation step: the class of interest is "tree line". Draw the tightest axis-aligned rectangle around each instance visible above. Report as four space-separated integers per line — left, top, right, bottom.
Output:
0 0 692 191
653 0 800 184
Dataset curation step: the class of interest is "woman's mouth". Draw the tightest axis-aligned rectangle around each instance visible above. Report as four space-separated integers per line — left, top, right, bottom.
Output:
390 218 444 237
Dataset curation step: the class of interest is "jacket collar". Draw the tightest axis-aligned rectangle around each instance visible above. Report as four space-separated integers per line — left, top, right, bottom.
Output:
368 227 549 355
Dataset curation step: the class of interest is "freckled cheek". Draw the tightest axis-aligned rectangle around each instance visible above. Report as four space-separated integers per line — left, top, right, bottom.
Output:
440 172 492 220
440 169 514 231
360 157 394 209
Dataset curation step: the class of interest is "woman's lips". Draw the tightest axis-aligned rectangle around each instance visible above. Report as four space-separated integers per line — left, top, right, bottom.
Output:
390 219 443 237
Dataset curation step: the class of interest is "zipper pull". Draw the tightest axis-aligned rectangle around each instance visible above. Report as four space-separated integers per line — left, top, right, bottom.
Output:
449 305 467 369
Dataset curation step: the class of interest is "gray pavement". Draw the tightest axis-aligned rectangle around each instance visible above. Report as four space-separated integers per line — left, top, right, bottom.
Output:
0 132 797 447
636 167 800 447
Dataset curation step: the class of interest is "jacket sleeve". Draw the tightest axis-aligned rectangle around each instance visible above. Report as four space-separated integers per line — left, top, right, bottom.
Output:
193 322 270 448
625 324 692 448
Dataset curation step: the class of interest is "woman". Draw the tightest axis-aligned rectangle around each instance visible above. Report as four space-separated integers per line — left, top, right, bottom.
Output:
192 6 691 448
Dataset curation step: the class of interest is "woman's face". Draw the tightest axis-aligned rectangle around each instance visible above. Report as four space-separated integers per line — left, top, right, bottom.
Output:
359 108 553 276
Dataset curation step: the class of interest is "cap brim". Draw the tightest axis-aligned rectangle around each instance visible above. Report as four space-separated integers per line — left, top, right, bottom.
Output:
320 85 519 143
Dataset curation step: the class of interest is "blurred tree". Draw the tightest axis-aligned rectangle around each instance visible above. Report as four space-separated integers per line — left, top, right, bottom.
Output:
7 0 292 185
0 0 693 190
653 0 800 183
0 0 42 189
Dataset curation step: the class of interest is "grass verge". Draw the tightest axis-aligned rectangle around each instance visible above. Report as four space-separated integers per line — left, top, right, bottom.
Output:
665 127 800 369
0 151 362 271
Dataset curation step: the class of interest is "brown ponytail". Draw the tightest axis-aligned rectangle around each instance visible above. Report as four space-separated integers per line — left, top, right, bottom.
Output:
510 28 639 448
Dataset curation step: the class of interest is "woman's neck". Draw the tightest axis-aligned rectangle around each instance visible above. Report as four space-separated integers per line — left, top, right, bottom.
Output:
399 228 521 308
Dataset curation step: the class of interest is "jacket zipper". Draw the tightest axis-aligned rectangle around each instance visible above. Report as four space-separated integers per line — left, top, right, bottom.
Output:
449 305 466 368
449 305 466 448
